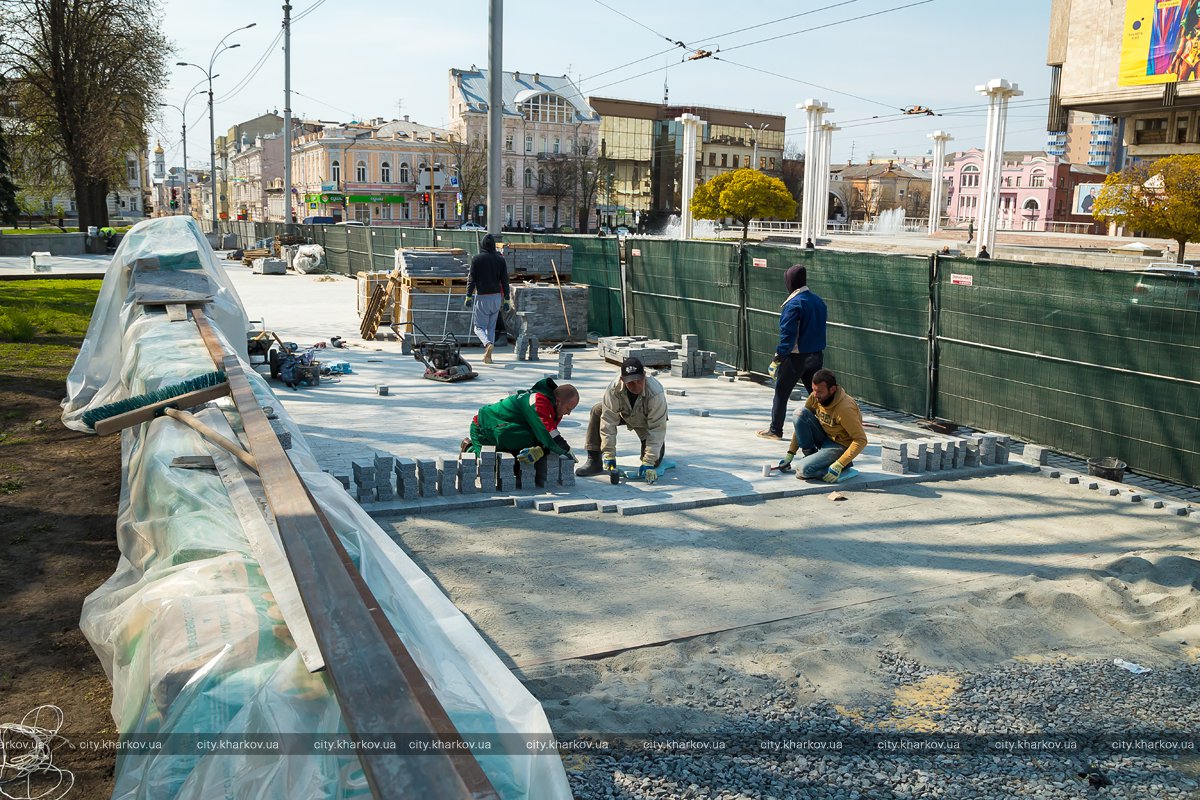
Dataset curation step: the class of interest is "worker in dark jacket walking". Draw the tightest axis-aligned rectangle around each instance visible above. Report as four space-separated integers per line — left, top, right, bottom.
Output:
758 264 827 440
465 234 511 364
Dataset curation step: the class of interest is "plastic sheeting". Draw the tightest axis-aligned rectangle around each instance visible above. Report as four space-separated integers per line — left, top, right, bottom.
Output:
63 217 572 799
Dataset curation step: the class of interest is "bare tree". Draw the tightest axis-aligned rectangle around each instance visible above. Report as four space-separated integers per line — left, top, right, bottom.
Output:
0 0 169 229
539 154 575 230
573 137 601 233
780 139 804 221
446 132 487 223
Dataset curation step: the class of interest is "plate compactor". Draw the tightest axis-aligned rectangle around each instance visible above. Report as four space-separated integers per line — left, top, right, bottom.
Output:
410 324 478 383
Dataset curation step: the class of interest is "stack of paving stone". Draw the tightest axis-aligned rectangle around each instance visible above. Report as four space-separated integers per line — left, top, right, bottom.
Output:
392 248 469 278
508 283 589 343
351 452 397 502
669 334 717 378
498 242 572 278
878 433 1010 474
596 335 683 368
556 352 573 380
514 330 541 361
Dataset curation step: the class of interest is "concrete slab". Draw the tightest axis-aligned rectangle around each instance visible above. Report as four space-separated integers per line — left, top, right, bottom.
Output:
0 252 110 278
381 472 1195 668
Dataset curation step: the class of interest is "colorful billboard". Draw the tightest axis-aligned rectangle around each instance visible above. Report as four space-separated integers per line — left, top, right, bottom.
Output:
1119 0 1200 86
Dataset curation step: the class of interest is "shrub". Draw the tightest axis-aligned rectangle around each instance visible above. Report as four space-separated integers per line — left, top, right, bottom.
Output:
0 309 38 342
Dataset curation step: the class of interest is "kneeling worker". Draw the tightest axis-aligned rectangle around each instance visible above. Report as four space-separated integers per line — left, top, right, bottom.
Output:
468 377 579 486
576 357 668 483
776 368 867 482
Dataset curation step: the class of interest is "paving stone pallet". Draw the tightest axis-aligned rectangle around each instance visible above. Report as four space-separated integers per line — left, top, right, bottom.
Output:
598 334 717 376
392 247 470 278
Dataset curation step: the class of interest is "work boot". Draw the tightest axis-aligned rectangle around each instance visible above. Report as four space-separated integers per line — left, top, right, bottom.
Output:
482 343 494 364
575 450 605 477
460 437 472 454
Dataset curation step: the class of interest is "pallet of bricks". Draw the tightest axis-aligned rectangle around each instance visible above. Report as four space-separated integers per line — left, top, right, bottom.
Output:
498 242 572 281
501 243 587 345
392 247 475 342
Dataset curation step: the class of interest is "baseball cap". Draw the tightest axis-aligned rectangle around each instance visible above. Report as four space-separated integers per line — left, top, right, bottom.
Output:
620 356 646 382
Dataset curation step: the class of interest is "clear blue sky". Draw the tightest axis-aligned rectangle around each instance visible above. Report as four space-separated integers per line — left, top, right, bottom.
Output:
155 0 1053 169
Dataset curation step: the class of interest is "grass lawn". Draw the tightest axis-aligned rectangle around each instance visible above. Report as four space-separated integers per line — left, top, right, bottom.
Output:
0 279 101 372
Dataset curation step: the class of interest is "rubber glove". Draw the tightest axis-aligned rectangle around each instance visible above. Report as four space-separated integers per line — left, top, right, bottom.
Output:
602 455 617 473
822 461 844 483
463 294 474 308
639 464 659 484
502 298 513 312
777 452 794 473
516 445 544 466
768 359 780 380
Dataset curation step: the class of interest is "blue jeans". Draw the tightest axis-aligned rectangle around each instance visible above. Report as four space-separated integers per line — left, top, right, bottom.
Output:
792 408 846 478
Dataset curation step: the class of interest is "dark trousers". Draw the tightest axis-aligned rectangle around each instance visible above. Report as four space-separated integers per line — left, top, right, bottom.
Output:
768 351 823 437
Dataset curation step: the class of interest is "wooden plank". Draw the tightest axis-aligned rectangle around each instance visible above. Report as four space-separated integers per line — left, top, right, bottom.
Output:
188 308 496 799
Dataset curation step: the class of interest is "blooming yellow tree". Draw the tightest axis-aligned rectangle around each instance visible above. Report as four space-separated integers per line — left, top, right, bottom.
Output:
1093 155 1200 263
691 168 797 242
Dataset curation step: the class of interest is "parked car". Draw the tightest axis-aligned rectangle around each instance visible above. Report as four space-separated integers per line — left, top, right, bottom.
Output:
530 223 547 233
335 220 366 227
1131 265 1200 309
301 215 335 225
459 222 487 231
615 226 630 238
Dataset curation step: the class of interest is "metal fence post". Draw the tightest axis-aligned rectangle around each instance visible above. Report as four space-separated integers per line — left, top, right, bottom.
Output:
926 253 941 421
737 243 750 372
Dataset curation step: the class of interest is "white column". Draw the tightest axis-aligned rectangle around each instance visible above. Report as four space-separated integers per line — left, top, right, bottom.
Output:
798 99 828 243
818 121 837 238
975 79 1022 257
927 131 953 235
677 113 704 240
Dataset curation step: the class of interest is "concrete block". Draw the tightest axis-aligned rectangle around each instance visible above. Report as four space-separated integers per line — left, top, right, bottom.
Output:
688 408 710 417
517 458 536 491
416 459 437 497
437 457 458 496
666 388 687 397
528 336 540 360
1167 505 1190 516
995 436 1010 465
1040 467 1061 479
941 441 956 470
927 441 943 472
513 497 537 508
394 458 418 500
1124 492 1142 502
400 332 414 355
478 448 497 492
1104 487 1121 496
978 434 997 466
1023 444 1049 465
375 484 395 501
600 503 619 513
881 459 906 474
355 488 375 503
681 333 699 352
535 500 556 511
555 500 598 514
1060 473 1080 484
373 451 394 476
1085 480 1100 490
459 455 478 493
558 455 576 487
376 385 389 396
963 436 981 467
334 474 350 490
496 453 513 492
351 459 376 486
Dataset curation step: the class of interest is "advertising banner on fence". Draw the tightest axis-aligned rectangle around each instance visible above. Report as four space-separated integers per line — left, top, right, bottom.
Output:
1120 0 1200 86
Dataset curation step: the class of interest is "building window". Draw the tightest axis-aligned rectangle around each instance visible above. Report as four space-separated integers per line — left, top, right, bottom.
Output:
539 136 546 153
720 153 727 167
400 162 410 182
1030 171 1044 188
960 165 979 187
505 133 513 151
1134 117 1168 145
1015 176 1021 187
709 153 716 166
505 204 514 225
525 134 533 153
331 160 341 184
760 157 766 170
553 137 560 154
355 160 367 182
769 157 776 170
127 160 139 182
401 203 410 220
436 201 446 221
537 169 545 192
524 168 533 188
505 166 514 187
521 93 575 124
732 154 740 168
381 161 391 182
1176 116 1190 144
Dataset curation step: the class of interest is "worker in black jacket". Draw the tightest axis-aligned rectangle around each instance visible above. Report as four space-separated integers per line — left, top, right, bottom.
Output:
464 234 511 364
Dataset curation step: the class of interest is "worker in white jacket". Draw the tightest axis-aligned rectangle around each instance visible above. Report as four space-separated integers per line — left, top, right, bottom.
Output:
575 356 670 483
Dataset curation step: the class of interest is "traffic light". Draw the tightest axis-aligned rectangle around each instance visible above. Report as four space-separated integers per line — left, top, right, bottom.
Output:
422 192 431 204
170 187 178 209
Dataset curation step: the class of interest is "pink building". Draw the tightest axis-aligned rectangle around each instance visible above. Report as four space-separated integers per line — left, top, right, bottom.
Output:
944 149 1103 233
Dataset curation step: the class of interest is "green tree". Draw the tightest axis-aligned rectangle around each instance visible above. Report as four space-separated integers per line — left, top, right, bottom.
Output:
0 0 169 230
0 117 18 226
1093 154 1200 263
690 168 797 241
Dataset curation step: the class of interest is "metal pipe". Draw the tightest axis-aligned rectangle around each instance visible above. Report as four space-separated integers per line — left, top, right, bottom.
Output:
486 1 503 234
283 3 293 224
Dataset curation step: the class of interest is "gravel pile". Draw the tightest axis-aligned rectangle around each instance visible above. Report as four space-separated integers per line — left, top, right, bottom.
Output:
563 653 1200 799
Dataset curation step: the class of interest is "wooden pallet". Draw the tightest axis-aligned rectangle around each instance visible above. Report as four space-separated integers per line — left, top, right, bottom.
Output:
241 248 270 266
400 275 469 288
360 271 404 339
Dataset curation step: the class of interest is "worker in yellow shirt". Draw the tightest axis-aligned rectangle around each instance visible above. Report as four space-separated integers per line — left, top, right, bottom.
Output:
776 368 867 482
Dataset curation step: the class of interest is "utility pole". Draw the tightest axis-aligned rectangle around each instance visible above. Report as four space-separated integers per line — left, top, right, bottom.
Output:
282 3 293 224
486 0 503 233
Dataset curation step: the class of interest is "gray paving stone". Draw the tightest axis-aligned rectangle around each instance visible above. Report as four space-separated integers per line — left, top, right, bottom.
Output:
1040 467 1061 479
555 500 598 514
496 453 513 493
535 500 556 511
459 455 477 493
1023 444 1049 465
558 455 576 487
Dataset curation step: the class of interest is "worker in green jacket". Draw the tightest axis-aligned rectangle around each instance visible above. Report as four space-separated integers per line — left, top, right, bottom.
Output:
467 377 579 486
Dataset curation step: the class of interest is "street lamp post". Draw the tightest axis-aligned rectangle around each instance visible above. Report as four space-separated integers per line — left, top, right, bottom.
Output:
159 81 206 216
745 122 769 170
177 22 257 230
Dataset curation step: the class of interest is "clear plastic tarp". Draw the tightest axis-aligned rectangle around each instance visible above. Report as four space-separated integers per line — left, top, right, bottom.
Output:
62 217 571 799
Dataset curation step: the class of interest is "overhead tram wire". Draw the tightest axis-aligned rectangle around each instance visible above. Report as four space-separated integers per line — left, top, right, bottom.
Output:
291 89 358 119
716 0 935 54
589 0 682 45
214 28 284 103
292 0 328 23
712 57 898 110
580 0 866 85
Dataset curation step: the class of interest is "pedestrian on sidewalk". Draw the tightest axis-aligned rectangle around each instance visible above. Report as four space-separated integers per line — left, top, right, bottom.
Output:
464 233 511 364
775 369 867 482
966 221 974 244
758 264 827 441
